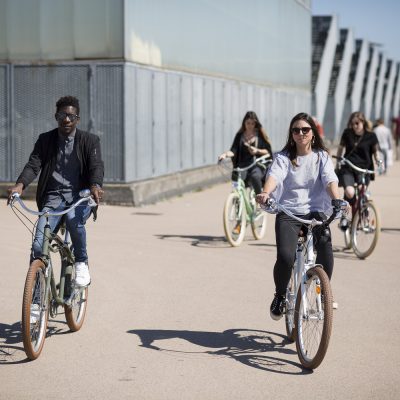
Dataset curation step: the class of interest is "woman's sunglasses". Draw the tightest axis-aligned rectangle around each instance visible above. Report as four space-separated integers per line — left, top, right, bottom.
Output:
291 127 312 135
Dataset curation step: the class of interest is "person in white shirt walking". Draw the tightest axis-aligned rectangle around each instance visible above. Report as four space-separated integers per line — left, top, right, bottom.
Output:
374 118 392 174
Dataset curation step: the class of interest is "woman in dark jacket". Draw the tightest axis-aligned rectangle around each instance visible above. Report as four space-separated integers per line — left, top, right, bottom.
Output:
218 111 273 195
335 111 381 229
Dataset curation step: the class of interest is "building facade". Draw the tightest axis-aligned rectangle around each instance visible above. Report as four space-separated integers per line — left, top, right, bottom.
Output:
312 15 400 141
0 0 311 204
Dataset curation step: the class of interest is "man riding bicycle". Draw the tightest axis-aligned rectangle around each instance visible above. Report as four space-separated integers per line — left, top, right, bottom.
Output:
7 96 104 287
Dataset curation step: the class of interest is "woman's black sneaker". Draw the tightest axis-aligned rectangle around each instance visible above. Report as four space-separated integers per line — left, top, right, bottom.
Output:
270 293 285 320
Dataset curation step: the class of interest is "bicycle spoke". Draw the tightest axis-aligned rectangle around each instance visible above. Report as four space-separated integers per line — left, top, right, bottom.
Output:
295 268 332 369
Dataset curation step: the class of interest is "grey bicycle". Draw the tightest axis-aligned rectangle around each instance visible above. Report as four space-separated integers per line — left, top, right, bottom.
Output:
9 190 96 360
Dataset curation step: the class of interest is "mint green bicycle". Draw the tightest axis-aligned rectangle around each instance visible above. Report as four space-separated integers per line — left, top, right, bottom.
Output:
220 155 272 247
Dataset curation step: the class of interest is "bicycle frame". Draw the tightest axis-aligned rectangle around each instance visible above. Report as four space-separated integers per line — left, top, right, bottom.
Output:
292 220 323 318
230 155 272 222
231 179 254 223
11 192 95 309
334 156 375 216
10 190 96 359
42 221 76 309
351 177 370 218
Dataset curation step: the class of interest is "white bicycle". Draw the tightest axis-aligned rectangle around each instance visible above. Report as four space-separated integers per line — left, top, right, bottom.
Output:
262 198 346 369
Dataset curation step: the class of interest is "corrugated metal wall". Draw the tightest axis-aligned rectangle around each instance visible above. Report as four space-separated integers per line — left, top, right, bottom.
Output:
0 61 310 184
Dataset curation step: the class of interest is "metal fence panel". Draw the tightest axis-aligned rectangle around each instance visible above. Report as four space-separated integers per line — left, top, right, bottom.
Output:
203 79 214 164
180 75 193 170
166 73 181 173
213 80 224 157
13 65 90 180
124 64 137 182
153 71 168 176
193 77 204 167
135 68 153 179
0 65 8 180
231 83 240 139
95 64 124 182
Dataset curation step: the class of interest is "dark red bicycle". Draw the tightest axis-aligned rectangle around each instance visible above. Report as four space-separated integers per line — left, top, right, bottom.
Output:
334 156 381 259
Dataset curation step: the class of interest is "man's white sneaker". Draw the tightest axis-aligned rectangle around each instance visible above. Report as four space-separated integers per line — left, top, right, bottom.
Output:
75 262 91 287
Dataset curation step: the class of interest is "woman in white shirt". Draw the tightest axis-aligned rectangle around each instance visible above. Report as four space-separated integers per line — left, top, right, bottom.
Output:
256 112 342 320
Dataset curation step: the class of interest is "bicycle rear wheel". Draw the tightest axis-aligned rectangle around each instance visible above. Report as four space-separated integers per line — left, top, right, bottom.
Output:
295 266 333 369
64 266 88 332
223 192 246 247
351 200 380 259
21 259 49 360
285 268 296 342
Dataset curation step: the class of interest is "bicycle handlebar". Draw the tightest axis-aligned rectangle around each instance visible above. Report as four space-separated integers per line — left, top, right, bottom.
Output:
261 198 346 228
9 190 97 217
332 155 375 175
218 154 272 172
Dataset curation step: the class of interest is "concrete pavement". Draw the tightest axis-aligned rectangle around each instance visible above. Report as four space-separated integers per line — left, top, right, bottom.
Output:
1 159 400 399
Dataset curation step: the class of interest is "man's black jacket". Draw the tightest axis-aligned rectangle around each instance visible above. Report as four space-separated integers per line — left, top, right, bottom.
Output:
16 128 104 211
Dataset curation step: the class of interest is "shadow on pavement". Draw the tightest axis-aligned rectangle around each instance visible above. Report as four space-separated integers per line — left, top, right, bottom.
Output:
0 322 27 364
128 328 312 375
0 319 72 364
381 227 400 234
155 234 229 248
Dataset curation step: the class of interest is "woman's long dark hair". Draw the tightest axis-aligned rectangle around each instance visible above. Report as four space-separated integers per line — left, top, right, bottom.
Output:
238 111 272 146
346 111 367 131
282 112 328 166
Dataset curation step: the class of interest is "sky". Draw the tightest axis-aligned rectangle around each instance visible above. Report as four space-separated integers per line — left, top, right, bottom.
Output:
312 0 400 62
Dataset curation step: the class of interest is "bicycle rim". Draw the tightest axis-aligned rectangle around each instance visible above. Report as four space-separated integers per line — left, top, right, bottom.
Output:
344 226 351 249
285 269 296 342
295 267 333 369
22 260 49 360
351 201 380 259
251 210 267 240
223 192 246 246
64 268 88 332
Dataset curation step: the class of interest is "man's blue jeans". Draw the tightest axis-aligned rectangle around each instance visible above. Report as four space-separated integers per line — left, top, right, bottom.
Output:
32 200 91 263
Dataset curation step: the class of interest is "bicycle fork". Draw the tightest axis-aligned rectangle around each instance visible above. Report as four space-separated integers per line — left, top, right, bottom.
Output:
299 232 323 319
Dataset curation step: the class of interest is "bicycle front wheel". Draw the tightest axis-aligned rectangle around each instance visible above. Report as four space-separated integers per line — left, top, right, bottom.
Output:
251 209 267 240
343 226 352 250
285 268 296 342
64 267 88 332
351 200 380 259
223 192 246 247
295 266 333 369
21 259 49 360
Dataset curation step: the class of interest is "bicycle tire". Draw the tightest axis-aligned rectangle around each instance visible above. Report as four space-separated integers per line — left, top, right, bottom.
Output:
351 200 380 259
223 192 246 247
343 226 352 250
295 266 333 369
251 210 267 240
285 268 296 342
64 267 88 332
21 259 49 360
